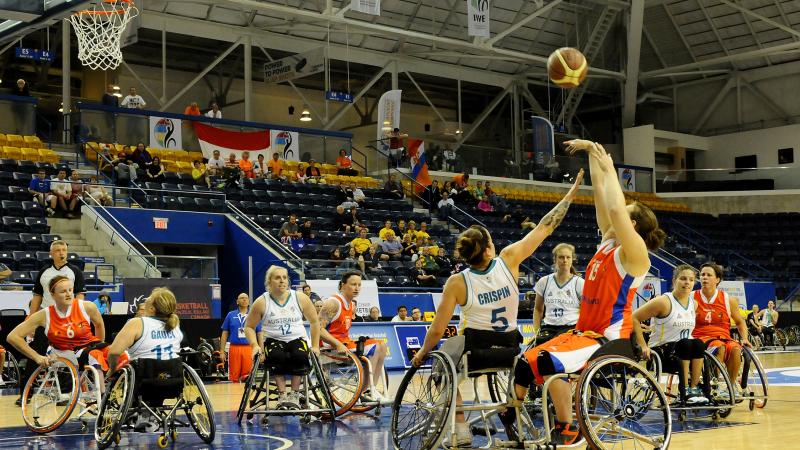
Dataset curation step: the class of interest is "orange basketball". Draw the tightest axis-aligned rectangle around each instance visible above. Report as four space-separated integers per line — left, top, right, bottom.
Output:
547 47 588 89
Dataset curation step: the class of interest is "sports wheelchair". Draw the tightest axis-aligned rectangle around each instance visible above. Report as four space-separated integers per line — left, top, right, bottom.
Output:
21 354 105 433
94 358 215 449
734 345 768 410
391 336 671 450
648 349 735 422
1 348 21 388
318 336 391 417
237 351 336 425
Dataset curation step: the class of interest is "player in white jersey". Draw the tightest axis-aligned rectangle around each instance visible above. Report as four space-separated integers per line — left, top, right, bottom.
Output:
107 287 184 371
757 300 779 346
533 243 584 344
411 169 584 447
633 265 707 404
245 266 320 409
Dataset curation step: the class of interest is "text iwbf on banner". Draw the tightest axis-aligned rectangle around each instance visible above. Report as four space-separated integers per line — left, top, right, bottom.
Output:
467 0 490 37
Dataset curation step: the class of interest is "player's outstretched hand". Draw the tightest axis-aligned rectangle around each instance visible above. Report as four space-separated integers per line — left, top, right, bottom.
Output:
563 169 585 202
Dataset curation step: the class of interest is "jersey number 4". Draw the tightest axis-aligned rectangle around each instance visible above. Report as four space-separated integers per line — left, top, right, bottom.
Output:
704 311 712 324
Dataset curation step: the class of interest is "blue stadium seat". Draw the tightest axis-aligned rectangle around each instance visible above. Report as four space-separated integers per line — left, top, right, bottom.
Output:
178 196 196 211
20 233 45 251
163 171 180 183
17 160 36 174
254 201 270 213
83 271 105 286
175 173 193 184
239 201 256 213
145 182 162 191
0 232 22 250
0 159 18 172
25 217 50 233
0 185 10 201
21 201 44 217
1 200 23 217
0 251 14 269
162 196 179 209
35 251 50 261
12 172 31 187
2 216 27 232
145 195 163 209
10 271 33 284
34 162 55 175
194 198 211 211
161 183 179 192
12 251 38 271
209 198 225 212
67 253 85 270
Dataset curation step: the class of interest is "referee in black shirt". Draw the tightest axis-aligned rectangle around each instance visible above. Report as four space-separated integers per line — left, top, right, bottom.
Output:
16 240 86 405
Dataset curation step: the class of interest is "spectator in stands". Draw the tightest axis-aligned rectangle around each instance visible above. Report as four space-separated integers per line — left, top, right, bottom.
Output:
329 247 344 264
351 182 366 205
350 228 372 257
424 180 441 211
225 152 238 169
451 250 467 274
97 144 114 175
485 181 507 210
13 78 30 96
397 219 407 236
405 221 418 241
503 205 536 230
442 181 456 196
366 306 381 322
379 221 394 240
391 306 411 322
412 257 438 288
336 149 358 176
93 291 113 315
51 169 75 218
0 262 20 290
437 191 455 221
102 84 118 107
111 145 136 185
473 181 485 199
131 142 153 169
364 245 384 278
300 219 316 243
348 206 361 230
420 247 440 272
205 102 222 119
86 175 113 206
253 154 267 178
417 222 431 240
120 87 146 109
301 283 321 303
411 307 423 322
443 145 458 172
68 170 84 216
334 205 354 233
239 151 255 179
279 214 303 245
184 101 201 116
387 128 408 167
294 163 308 183
339 247 363 274
401 233 417 261
379 231 403 261
192 161 212 188
384 174 403 199
305 159 325 183
266 152 284 180
477 195 493 213
435 248 454 276
145 156 166 182
453 172 469 190
29 169 56 214
207 150 225 176
336 181 353 205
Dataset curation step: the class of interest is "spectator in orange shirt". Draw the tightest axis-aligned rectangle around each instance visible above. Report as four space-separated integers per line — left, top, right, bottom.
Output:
267 152 285 180
239 151 255 178
336 149 358 176
183 102 201 116
453 172 469 189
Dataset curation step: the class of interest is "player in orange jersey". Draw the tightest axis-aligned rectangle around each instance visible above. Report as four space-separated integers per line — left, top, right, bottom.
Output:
505 140 666 445
318 271 388 401
692 262 750 392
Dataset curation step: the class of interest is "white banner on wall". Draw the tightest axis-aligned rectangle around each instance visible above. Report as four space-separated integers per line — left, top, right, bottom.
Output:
618 167 636 191
149 116 182 149
719 280 747 309
634 276 662 311
376 89 402 147
467 0 490 37
351 0 380 15
269 130 300 161
306 279 381 317
263 47 325 84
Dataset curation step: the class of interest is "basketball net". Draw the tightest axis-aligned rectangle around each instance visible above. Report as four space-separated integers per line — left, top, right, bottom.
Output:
69 0 139 71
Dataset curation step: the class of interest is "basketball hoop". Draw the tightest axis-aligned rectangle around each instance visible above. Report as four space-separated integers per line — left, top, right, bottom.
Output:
69 0 138 71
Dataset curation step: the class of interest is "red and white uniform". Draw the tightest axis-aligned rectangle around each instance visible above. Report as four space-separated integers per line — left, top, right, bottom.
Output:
325 293 380 356
692 289 740 360
524 239 646 384
44 299 101 367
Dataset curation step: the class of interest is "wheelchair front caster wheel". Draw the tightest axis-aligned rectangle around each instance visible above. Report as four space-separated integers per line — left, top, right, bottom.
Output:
114 433 121 445
678 412 687 422
80 421 87 431
170 429 178 441
261 416 269 426
157 435 168 448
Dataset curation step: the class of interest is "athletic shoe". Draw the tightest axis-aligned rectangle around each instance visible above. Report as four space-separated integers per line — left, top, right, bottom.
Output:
57 393 72 406
15 397 22 407
276 391 289 408
442 422 472 448
686 387 709 405
551 421 580 445
46 208 54 217
287 391 302 409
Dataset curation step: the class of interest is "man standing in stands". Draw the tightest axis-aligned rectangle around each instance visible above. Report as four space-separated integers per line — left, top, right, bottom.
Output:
220 293 262 382
16 240 86 406
239 151 255 179
102 84 118 107
205 102 222 119
120 87 146 109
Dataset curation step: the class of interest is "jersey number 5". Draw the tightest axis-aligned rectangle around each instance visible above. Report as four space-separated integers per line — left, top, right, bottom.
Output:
491 307 509 332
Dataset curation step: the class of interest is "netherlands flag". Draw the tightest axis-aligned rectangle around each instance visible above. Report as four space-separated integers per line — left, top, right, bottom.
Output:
407 138 431 192
194 122 271 160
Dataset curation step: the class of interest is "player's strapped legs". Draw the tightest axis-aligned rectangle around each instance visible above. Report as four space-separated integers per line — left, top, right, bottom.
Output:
463 328 523 371
519 332 602 385
673 338 705 360
345 338 383 357
265 338 310 375
228 344 254 382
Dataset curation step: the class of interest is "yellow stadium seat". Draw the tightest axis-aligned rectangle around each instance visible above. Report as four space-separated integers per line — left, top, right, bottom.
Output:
3 146 22 160
39 149 59 164
187 151 203 163
23 135 42 149
172 150 190 163
5 134 23 146
162 160 178 172
21 148 39 161
0 134 6 146
175 161 193 173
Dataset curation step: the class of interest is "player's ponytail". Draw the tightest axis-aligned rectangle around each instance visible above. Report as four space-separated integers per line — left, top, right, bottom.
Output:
629 202 666 250
165 313 180 332
149 287 180 331
456 225 490 266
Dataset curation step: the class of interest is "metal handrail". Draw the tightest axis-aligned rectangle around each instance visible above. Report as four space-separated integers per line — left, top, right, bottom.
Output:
224 201 302 266
350 146 369 175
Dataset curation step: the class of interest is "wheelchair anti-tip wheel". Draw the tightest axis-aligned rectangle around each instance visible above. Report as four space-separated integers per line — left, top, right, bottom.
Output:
740 346 768 410
22 357 80 433
95 366 135 450
390 351 457 450
576 356 671 450
182 363 216 443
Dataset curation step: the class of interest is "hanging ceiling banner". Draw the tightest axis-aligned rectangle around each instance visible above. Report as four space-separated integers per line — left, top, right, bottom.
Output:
351 0 380 15
467 0 490 37
263 47 325 84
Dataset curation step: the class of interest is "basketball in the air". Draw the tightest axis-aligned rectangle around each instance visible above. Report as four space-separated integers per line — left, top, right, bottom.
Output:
547 47 588 88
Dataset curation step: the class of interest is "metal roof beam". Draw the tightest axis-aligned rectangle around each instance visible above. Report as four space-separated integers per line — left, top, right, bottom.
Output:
692 77 735 134
486 0 563 46
718 0 800 40
740 78 796 124
622 0 645 127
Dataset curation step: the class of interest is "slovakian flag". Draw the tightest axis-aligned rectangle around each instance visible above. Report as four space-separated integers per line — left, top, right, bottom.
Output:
408 138 431 192
194 122 271 161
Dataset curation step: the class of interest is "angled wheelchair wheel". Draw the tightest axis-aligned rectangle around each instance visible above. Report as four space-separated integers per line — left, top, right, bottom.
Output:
182 363 216 443
576 356 671 450
2 351 21 388
95 366 135 450
22 357 80 433
487 370 510 405
303 352 337 420
774 329 788 348
390 351 457 450
318 350 364 415
351 356 390 414
740 346 768 410
236 355 260 423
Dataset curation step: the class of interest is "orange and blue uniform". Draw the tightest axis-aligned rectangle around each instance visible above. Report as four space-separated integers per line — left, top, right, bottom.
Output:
523 239 645 384
326 294 380 356
692 289 740 361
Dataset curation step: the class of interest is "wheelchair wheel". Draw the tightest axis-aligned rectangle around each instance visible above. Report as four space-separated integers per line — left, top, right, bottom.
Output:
740 346 768 410
774 329 789 348
2 351 21 388
487 370 510 405
303 352 336 419
319 350 364 415
22 357 80 433
390 351 457 450
182 363 216 443
351 356 390 414
576 356 671 450
197 341 215 377
701 350 735 419
236 355 260 423
95 366 135 450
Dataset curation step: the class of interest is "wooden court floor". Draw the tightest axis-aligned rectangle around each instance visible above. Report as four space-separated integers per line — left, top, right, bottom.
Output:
0 351 798 449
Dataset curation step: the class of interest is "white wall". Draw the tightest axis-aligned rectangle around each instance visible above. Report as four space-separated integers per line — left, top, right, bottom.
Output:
622 125 655 167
